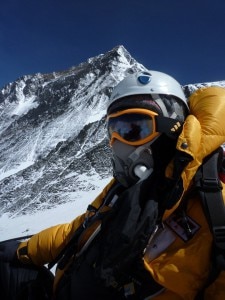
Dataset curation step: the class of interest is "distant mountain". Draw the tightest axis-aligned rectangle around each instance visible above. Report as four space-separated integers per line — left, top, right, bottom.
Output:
0 45 224 217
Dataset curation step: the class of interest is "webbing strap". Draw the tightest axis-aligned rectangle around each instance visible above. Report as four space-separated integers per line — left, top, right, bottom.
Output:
48 181 123 270
194 149 225 299
195 149 225 251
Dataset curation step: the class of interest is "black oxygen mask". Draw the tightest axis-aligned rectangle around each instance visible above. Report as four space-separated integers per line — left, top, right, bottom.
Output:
111 139 157 187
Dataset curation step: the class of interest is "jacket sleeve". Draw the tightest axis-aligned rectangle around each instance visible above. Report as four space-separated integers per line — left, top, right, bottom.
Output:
17 179 115 266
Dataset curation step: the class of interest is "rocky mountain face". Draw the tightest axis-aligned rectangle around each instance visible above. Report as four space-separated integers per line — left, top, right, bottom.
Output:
0 45 224 217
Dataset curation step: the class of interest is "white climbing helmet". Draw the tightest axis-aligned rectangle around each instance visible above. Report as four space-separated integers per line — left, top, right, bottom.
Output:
107 71 189 117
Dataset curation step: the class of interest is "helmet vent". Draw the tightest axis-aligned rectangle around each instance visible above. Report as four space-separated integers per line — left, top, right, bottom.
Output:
137 74 152 85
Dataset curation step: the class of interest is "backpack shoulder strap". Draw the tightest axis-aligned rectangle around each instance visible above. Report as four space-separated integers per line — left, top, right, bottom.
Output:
194 147 225 295
195 147 225 252
48 180 123 270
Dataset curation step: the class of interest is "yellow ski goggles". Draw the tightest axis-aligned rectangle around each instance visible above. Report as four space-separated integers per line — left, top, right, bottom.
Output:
107 108 160 146
107 108 182 146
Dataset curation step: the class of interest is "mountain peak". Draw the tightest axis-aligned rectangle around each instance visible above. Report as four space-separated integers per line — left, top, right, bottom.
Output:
111 45 129 54
106 45 133 62
0 45 146 216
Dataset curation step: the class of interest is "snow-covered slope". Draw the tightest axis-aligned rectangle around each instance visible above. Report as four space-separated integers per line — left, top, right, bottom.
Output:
0 176 110 241
0 45 147 217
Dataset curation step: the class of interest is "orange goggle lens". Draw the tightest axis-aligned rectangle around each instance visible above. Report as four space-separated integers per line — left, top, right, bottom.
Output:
107 108 160 146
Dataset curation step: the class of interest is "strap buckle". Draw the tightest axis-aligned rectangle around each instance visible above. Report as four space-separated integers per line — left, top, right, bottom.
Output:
200 177 223 192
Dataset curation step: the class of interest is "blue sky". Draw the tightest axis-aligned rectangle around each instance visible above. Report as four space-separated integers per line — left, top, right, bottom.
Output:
0 0 225 89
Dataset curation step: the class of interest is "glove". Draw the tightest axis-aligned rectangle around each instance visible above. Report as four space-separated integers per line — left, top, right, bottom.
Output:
0 241 54 300
0 240 20 263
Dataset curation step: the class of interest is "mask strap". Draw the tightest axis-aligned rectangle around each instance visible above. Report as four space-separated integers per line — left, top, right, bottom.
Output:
127 137 160 182
127 137 159 164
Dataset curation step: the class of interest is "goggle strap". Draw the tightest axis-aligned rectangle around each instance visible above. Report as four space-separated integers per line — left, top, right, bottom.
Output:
153 95 169 117
156 116 183 139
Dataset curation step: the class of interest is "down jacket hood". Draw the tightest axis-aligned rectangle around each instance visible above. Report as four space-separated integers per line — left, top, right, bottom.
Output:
164 86 225 216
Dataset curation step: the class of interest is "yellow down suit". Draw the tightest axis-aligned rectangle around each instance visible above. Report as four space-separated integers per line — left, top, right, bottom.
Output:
18 87 225 299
